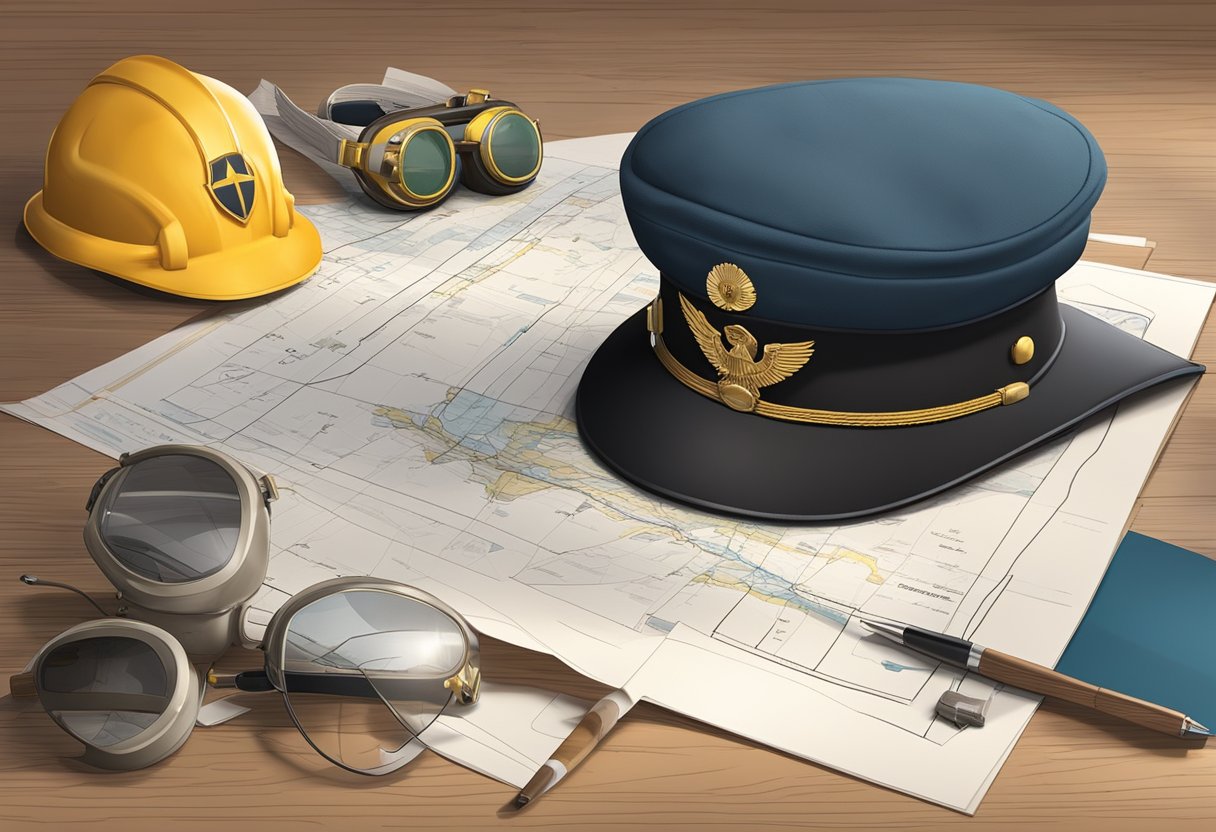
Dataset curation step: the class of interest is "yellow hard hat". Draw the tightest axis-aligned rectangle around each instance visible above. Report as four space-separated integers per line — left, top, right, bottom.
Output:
24 55 322 300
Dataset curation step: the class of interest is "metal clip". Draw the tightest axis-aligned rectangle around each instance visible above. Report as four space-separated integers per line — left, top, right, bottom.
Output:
336 139 365 169
444 664 482 705
646 296 664 335
259 474 280 504
999 382 1030 406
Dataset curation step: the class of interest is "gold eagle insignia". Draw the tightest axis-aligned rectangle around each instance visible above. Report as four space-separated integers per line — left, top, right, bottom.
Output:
677 292 815 412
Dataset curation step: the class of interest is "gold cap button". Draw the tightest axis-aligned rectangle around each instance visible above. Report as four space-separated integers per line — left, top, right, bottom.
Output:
1011 336 1035 365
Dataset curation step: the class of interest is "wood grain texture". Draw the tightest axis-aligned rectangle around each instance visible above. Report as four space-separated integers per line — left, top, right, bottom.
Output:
977 649 1189 736
1 1 1214 829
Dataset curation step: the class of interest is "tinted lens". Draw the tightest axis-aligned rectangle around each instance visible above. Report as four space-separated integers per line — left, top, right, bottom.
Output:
399 130 452 198
281 589 467 774
487 112 540 181
39 636 170 748
96 454 241 583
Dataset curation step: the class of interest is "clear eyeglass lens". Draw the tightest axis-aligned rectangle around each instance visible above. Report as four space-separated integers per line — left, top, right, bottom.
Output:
39 636 170 748
487 112 540 181
96 454 242 584
281 589 468 774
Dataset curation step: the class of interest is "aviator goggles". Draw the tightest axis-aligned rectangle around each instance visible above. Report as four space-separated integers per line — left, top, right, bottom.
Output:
329 88 542 211
10 444 480 774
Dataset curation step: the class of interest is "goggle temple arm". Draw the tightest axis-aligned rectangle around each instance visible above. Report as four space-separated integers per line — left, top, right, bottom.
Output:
18 574 113 618
207 668 275 693
208 667 476 708
207 669 395 699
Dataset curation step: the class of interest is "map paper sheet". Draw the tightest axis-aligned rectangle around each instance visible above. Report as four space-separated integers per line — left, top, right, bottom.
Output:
4 134 1211 812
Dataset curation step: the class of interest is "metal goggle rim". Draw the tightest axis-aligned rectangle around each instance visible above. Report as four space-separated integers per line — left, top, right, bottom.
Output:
464 106 544 185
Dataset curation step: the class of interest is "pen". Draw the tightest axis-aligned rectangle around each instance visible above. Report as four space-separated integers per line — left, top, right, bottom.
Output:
514 689 633 807
860 619 1209 738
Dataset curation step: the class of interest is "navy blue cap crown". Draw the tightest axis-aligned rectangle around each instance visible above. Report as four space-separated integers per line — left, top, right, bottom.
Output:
620 78 1106 332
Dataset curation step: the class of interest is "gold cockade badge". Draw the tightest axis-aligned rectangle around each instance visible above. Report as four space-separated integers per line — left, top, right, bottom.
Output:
706 263 756 312
678 293 815 412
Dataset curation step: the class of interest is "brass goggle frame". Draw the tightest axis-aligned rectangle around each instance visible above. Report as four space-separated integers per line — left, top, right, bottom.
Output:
336 89 542 210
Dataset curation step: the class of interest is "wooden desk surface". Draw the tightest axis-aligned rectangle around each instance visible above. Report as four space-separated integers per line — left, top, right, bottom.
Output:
1 1 1213 829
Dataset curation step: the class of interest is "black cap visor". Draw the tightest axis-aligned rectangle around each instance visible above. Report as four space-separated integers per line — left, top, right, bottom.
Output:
576 305 1201 522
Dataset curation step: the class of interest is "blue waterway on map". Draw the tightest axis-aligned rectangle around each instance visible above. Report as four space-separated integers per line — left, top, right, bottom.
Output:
411 388 852 630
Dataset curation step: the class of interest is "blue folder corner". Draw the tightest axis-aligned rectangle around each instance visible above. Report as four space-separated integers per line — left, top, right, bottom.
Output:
1056 531 1216 728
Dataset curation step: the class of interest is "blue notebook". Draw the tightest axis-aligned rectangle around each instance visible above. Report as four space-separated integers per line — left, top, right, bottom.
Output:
1056 531 1216 728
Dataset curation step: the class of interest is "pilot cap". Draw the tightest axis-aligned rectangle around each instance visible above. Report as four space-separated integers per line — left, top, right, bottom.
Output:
577 78 1202 521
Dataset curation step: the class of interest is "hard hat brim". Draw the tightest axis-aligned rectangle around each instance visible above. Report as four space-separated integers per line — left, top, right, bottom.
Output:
24 191 323 301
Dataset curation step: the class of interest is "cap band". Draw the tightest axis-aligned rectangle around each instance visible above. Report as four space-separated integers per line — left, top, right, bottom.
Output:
647 278 1064 428
651 308 1029 426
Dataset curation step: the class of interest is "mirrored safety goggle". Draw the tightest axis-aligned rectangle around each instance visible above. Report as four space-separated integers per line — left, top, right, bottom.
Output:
329 88 543 211
9 618 199 771
83 444 277 661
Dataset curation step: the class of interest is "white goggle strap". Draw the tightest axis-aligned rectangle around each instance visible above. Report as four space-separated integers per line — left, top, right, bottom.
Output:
248 80 362 191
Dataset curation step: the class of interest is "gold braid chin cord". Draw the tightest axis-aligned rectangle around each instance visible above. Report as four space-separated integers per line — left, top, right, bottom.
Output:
649 298 1030 428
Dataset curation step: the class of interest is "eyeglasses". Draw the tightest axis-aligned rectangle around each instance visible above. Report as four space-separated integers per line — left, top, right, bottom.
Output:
10 444 480 773
211 577 480 775
329 89 543 211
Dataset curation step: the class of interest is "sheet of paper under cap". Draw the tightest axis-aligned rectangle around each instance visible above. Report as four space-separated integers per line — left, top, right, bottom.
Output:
4 133 1213 812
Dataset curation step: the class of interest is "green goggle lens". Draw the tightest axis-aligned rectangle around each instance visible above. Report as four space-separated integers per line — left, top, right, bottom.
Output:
399 130 453 198
487 112 540 181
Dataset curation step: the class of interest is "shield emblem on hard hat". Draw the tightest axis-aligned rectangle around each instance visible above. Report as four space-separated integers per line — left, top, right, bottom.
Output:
207 153 256 224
